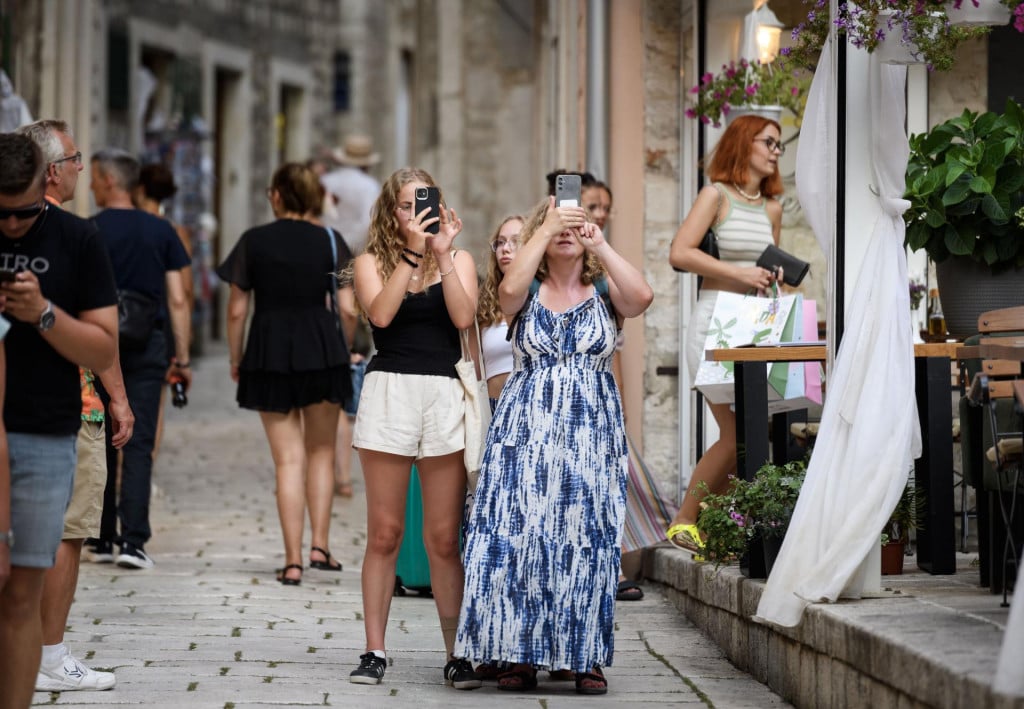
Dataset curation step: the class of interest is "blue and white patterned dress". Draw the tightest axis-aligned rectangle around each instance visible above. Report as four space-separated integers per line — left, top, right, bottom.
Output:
455 289 627 672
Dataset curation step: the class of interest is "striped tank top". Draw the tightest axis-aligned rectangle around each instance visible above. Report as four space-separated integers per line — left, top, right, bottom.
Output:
712 183 774 267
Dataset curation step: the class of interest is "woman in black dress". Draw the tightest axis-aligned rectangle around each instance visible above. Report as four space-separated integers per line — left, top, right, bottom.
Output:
217 163 352 586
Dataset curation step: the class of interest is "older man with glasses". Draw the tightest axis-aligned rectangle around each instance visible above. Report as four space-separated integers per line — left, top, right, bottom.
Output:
0 133 119 709
17 119 135 693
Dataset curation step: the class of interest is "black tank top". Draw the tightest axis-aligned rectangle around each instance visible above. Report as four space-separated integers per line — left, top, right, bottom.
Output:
366 283 460 378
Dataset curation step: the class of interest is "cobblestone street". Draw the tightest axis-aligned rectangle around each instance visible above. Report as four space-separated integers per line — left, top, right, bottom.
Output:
34 345 789 708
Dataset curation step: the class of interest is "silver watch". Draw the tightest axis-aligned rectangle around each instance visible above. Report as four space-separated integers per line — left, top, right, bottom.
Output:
38 300 55 331
0 529 13 548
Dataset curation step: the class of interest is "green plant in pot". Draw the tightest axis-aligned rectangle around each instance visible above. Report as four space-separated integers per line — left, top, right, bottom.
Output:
696 459 808 569
904 99 1024 337
881 481 925 575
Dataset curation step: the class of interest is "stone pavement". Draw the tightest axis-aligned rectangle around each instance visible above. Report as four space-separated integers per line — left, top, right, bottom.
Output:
34 345 789 708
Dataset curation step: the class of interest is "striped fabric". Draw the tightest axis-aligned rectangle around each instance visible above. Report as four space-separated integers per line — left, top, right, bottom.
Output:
713 184 775 267
622 435 679 553
456 291 625 672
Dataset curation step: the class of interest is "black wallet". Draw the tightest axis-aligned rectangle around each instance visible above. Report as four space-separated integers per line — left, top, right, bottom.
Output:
756 244 810 287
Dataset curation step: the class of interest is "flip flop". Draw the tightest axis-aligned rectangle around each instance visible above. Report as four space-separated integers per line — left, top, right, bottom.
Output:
666 523 705 553
616 579 644 601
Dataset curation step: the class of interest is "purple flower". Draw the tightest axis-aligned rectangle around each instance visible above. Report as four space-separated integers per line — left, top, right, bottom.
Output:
745 84 758 96
685 108 697 119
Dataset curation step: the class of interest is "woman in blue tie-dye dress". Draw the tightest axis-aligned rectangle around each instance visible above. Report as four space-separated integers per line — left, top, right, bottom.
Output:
455 196 653 695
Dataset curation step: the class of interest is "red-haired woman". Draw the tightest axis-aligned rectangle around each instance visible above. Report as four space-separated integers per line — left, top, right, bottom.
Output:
665 115 785 554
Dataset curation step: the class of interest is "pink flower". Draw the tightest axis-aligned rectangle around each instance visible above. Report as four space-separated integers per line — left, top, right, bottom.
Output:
685 108 697 119
745 84 759 96
701 72 714 85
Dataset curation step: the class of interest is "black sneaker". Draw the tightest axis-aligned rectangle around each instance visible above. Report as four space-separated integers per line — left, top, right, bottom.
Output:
444 658 482 690
349 653 387 685
84 538 114 564
116 543 154 570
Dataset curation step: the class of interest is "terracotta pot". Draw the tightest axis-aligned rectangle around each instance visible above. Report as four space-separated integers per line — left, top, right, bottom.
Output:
945 0 1011 27
881 541 905 575
935 258 1024 338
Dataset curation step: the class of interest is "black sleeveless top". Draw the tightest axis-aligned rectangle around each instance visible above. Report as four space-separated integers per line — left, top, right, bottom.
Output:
366 283 460 378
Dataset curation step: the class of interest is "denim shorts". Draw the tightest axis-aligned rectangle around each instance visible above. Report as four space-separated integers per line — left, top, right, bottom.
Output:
8 431 77 568
344 360 368 418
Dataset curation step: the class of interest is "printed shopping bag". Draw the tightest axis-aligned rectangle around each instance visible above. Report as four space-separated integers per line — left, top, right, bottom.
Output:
693 291 797 405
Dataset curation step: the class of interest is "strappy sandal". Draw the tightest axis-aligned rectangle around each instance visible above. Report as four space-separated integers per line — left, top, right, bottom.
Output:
496 666 538 691
575 666 607 695
666 523 705 553
309 546 343 571
275 564 303 586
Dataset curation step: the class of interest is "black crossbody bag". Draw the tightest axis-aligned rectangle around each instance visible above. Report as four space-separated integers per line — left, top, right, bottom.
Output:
672 183 723 291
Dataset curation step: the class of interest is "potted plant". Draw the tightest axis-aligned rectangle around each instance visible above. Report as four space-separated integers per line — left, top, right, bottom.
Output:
685 58 809 128
781 0 992 72
696 459 808 574
881 481 926 575
903 99 1024 336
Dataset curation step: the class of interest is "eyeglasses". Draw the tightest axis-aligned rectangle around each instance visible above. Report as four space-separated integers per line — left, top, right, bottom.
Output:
0 203 45 221
490 237 520 252
51 151 82 167
753 137 786 155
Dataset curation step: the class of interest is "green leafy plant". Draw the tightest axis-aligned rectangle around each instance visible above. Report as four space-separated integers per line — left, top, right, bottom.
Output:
781 0 991 73
904 99 1024 274
685 58 809 128
696 459 808 566
883 480 926 545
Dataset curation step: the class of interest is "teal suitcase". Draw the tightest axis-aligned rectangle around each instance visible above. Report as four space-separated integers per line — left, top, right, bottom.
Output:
395 466 432 596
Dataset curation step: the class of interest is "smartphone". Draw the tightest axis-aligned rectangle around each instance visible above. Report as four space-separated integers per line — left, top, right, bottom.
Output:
555 174 581 207
0 269 17 284
414 186 441 235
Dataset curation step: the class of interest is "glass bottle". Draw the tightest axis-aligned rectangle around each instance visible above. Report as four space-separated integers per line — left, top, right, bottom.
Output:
927 288 946 341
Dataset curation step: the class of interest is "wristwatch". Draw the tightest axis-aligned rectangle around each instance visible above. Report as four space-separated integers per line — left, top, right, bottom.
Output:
38 300 55 331
0 529 14 549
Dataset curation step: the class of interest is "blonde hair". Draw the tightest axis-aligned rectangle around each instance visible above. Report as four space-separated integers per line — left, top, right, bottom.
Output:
364 167 442 283
520 198 605 286
477 215 525 327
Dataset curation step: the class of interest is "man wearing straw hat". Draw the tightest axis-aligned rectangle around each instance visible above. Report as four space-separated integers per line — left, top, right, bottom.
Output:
320 134 381 256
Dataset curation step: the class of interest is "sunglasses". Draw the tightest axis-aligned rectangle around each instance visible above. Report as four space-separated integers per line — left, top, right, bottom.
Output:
0 203 45 221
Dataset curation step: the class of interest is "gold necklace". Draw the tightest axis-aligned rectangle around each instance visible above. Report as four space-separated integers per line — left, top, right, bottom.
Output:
733 183 762 201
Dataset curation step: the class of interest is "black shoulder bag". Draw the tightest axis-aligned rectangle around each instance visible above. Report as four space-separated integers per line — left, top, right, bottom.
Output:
672 183 723 291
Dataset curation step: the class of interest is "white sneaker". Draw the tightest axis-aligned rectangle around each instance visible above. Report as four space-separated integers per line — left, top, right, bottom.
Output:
36 650 115 691
116 543 154 570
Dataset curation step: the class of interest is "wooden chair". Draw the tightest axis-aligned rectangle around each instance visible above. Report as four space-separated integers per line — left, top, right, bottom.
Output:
961 305 1024 603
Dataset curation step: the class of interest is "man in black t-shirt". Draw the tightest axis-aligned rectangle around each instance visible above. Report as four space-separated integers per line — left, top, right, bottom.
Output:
0 134 118 709
87 148 191 571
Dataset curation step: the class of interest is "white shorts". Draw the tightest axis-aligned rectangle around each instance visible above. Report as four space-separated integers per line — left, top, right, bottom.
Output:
353 371 466 459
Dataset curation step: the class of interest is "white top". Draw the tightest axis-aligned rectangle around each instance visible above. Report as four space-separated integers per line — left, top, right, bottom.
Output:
480 322 513 379
320 166 381 255
712 184 775 267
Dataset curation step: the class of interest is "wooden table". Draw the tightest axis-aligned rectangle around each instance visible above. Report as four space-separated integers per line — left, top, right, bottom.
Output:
706 342 960 575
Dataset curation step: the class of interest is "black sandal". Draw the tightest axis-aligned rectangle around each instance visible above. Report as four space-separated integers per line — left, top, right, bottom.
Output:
275 564 303 586
497 666 538 691
575 666 607 695
616 579 644 601
309 546 342 571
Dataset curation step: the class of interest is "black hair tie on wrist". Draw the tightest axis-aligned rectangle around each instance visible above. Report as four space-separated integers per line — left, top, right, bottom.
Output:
403 247 424 259
400 254 419 268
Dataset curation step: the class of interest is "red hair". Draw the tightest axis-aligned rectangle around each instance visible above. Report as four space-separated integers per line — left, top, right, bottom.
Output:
706 115 783 198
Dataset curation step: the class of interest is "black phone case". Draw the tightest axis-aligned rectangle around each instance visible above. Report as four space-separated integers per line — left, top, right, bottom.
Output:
756 244 810 287
415 187 441 235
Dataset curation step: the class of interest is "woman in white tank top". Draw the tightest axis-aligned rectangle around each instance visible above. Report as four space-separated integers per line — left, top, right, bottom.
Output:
665 115 787 556
477 215 525 404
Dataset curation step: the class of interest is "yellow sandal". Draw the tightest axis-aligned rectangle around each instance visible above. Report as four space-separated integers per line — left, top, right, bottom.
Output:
666 523 705 553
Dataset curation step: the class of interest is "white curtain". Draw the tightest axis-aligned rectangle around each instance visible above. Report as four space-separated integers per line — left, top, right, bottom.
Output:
754 43 921 627
994 586 1024 696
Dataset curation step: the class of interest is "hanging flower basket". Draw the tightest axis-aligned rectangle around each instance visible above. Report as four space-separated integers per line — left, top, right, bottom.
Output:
685 58 809 128
725 104 784 126
945 0 1012 27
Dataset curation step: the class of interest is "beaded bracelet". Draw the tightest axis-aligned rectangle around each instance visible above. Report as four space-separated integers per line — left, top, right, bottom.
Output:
402 247 424 259
400 254 419 269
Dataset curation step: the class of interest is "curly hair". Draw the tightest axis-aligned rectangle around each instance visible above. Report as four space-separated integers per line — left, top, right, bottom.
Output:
363 167 442 283
520 198 605 286
477 215 525 327
706 115 784 198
